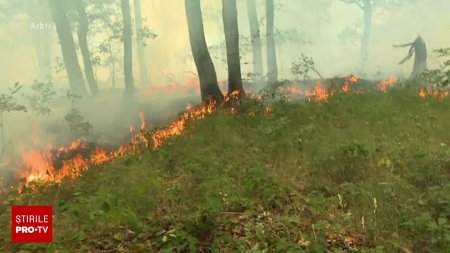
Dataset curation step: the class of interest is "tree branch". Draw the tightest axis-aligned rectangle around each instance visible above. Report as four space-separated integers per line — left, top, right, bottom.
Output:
339 0 364 10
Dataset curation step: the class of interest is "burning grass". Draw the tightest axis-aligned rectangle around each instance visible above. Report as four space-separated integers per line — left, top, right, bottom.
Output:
11 75 450 189
1 84 450 252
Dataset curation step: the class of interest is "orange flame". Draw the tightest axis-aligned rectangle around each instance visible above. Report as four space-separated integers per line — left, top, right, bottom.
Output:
419 88 449 99
305 81 330 101
379 76 397 93
139 112 146 130
342 74 359 93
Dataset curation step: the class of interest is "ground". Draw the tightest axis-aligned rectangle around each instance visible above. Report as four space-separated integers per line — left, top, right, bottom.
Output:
1 85 449 252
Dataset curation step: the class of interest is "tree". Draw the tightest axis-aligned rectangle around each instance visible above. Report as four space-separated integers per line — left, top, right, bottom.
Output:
121 0 135 99
246 0 263 83
338 0 372 75
49 0 89 97
338 0 415 75
394 35 427 78
0 83 27 156
222 0 245 96
76 0 100 96
185 0 223 103
266 0 278 87
133 0 150 86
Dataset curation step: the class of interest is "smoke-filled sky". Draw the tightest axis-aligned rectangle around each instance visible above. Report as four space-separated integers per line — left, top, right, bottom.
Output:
0 0 450 91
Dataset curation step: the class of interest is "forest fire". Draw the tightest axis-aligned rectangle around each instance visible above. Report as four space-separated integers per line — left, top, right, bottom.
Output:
419 87 450 99
305 81 331 101
378 76 397 92
16 99 224 187
342 75 359 92
12 77 447 189
18 140 112 185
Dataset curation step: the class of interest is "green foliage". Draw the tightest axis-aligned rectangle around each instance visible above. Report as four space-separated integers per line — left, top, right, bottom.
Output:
418 48 450 87
26 81 56 116
0 82 27 113
64 91 92 135
291 53 323 80
0 83 27 155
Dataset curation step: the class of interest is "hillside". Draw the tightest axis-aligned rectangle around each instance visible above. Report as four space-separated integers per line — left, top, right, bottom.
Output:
1 87 450 252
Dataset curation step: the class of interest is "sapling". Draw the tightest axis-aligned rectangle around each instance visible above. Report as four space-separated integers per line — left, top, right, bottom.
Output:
26 81 56 116
0 83 27 156
64 91 92 136
291 53 324 81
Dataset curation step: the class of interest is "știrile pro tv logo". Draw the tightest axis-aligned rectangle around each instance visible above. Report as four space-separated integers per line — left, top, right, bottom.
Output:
11 206 52 243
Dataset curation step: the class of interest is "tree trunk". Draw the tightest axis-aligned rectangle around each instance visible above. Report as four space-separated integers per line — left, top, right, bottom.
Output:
49 0 88 96
185 0 223 103
32 30 52 82
266 0 278 87
76 0 99 96
222 0 245 97
246 0 263 84
121 0 135 99
133 0 150 86
411 36 427 77
394 36 427 78
360 0 372 75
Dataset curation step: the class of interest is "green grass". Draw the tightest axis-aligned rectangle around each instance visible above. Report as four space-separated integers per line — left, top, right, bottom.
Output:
1 87 450 252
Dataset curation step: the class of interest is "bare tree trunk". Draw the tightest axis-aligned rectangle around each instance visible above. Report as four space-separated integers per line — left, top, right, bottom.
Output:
185 0 223 103
360 0 372 75
246 0 263 84
49 0 88 96
222 0 245 97
394 35 427 78
266 0 278 87
31 4 52 82
76 0 99 96
32 31 50 81
121 0 135 99
133 0 150 86
411 36 427 77
42 32 52 81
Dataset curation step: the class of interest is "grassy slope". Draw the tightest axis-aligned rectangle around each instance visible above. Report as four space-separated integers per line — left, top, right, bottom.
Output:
1 87 450 252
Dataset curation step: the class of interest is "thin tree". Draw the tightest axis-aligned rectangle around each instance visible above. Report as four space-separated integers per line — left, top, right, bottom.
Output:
49 0 88 96
266 0 278 87
222 0 245 96
246 0 263 84
76 0 99 96
30 5 53 82
133 0 150 85
121 0 135 99
339 0 410 74
185 0 223 103
340 0 373 74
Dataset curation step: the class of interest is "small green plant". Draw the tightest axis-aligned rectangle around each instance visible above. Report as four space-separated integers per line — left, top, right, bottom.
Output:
0 83 27 156
291 53 324 80
64 91 92 136
26 80 56 116
417 48 450 87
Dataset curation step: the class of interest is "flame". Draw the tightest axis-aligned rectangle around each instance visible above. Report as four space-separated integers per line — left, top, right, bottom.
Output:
286 86 303 95
419 87 449 99
19 140 112 185
306 81 330 101
378 76 397 93
342 74 359 93
139 112 146 130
